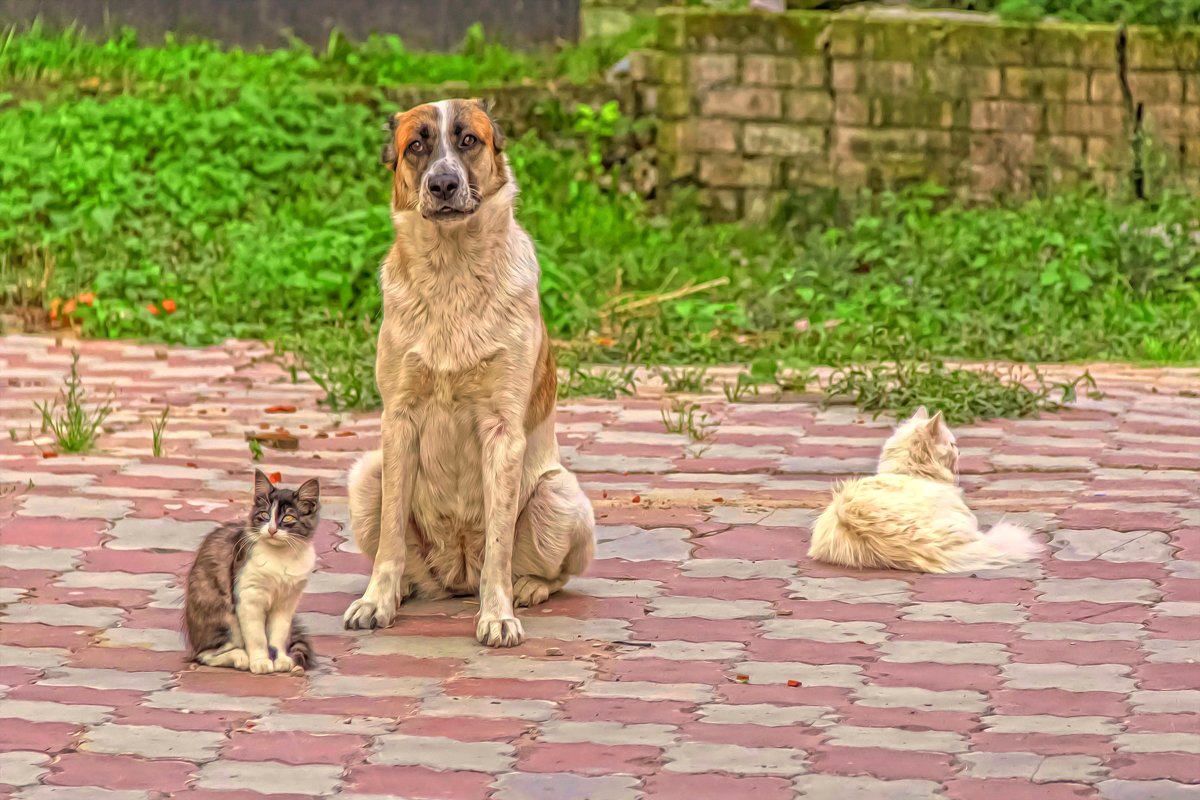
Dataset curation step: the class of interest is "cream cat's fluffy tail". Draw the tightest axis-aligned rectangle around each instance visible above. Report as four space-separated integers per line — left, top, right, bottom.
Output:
938 521 1044 572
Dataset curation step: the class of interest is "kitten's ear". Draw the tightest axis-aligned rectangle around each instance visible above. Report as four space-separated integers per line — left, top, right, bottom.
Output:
253 469 273 501
910 405 930 422
297 478 321 508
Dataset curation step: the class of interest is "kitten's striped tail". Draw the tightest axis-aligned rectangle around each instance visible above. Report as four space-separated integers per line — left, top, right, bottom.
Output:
287 622 314 671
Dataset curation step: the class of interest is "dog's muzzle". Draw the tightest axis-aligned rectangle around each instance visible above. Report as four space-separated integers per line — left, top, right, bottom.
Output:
421 169 474 221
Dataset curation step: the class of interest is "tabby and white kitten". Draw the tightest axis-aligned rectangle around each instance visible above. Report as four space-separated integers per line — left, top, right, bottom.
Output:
185 470 319 674
808 407 1042 573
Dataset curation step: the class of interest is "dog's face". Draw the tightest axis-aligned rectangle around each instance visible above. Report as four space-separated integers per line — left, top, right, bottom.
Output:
381 98 508 223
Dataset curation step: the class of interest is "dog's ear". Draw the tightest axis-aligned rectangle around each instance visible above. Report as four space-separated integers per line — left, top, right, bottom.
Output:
475 98 506 153
380 113 399 170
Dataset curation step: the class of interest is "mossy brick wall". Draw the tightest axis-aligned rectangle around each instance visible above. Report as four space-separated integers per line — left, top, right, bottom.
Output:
653 8 1200 221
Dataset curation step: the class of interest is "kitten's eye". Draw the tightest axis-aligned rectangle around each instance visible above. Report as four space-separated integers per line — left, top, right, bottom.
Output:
256 512 269 521
460 134 477 149
407 140 423 154
282 514 296 524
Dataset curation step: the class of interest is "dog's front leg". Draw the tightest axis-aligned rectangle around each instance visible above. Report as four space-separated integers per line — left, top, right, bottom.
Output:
476 412 526 647
344 409 417 630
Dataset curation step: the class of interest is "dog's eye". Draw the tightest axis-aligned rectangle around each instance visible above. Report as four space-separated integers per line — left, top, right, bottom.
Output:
460 134 477 149
282 514 296 524
407 140 423 154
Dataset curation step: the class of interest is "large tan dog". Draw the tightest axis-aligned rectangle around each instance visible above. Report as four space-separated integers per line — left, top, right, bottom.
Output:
342 99 595 647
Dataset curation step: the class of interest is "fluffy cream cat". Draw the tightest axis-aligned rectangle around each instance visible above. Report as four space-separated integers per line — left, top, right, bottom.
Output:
808 407 1042 573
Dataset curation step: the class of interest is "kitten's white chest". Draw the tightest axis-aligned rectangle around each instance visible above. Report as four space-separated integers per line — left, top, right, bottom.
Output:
238 541 315 598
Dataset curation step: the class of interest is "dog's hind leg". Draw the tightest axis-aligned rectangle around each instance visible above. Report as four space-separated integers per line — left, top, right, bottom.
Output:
511 466 595 608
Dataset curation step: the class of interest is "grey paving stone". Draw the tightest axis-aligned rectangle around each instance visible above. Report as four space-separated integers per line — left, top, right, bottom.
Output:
104 517 217 551
17 789 150 800
581 680 715 703
761 619 888 644
959 751 1107 783
307 674 439 697
824 725 968 753
1002 663 1136 693
0 545 82 572
463 655 593 682
83 723 224 760
981 715 1121 735
566 453 674 473
1115 733 1200 754
793 775 944 799
421 695 558 721
1129 690 1200 714
19 495 131 520
196 761 343 795
879 640 1008 665
1098 780 1200 799
492 773 641 800
699 703 832 727
855 686 988 713
1 603 124 628
624 640 745 661
680 558 795 580
55 571 174 590
145 691 278 714
250 713 393 735
371 734 516 772
0 751 50 787
649 596 774 620
0 699 113 724
900 601 1026 624
0 644 70 669
120 462 223 481
788 577 911 604
305 571 368 594
356 635 485 659
539 720 677 746
1051 529 1174 562
1035 577 1161 604
595 527 692 561
39 667 175 692
98 627 184 652
663 741 807 776
1020 621 1144 641
1144 639 1200 663
519 616 631 642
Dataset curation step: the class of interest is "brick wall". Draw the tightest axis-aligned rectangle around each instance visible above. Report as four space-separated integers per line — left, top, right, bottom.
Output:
651 8 1200 221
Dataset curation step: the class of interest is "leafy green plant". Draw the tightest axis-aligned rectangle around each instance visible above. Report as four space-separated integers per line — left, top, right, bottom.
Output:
150 406 169 457
248 438 265 461
34 350 113 453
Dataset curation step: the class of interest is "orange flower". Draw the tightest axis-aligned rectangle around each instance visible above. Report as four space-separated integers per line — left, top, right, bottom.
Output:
146 304 160 315
49 298 61 321
62 299 77 316
76 292 96 306
268 472 282 484
162 298 177 314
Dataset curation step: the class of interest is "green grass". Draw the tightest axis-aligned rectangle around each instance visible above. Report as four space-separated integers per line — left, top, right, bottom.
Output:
35 350 114 453
1 25 1199 423
904 0 1200 24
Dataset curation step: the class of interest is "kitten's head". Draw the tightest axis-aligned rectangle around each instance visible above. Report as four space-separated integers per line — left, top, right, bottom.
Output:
877 406 959 482
250 470 320 548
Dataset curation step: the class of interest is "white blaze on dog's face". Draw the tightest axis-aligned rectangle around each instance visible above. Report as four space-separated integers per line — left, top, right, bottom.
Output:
380 98 508 222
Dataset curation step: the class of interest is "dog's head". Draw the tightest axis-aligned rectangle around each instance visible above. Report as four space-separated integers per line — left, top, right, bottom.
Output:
381 98 508 223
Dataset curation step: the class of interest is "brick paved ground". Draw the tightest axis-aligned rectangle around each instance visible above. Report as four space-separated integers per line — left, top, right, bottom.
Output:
1 334 1199 800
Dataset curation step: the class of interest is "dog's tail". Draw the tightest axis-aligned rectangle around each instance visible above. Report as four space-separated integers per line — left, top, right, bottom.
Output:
287 622 314 672
348 450 384 561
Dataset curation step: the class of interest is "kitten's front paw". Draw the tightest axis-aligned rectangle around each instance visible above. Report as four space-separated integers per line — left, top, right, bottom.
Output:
271 653 296 673
229 649 250 671
476 614 524 648
249 657 275 674
343 596 397 630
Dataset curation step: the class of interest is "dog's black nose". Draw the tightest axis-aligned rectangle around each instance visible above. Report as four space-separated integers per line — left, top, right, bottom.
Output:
427 173 459 202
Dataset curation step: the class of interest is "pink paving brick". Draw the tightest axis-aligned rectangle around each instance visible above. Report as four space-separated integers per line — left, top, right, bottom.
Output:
945 779 1099 799
642 773 795 800
516 741 662 775
222 730 371 765
809 746 957 780
344 765 493 800
46 752 197 791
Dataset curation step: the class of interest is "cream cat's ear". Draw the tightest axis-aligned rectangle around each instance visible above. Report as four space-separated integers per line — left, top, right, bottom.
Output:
253 469 273 500
909 406 930 422
925 410 955 444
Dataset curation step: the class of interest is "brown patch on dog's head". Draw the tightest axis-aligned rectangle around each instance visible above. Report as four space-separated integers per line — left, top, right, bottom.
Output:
381 98 509 222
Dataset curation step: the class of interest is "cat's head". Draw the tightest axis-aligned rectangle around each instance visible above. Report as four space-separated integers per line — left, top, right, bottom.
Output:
250 470 321 547
877 406 959 482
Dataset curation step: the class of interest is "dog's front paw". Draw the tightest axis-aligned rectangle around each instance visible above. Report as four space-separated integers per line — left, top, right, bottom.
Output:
476 614 524 648
249 657 274 674
343 596 397 630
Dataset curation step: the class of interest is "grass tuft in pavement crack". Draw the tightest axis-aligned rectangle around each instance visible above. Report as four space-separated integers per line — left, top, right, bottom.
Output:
34 349 114 453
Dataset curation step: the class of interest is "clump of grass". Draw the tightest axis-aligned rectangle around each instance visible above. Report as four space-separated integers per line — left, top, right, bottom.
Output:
34 350 113 453
722 373 759 403
661 398 716 444
285 322 381 412
656 366 710 394
822 358 1098 425
150 406 169 457
557 351 638 400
